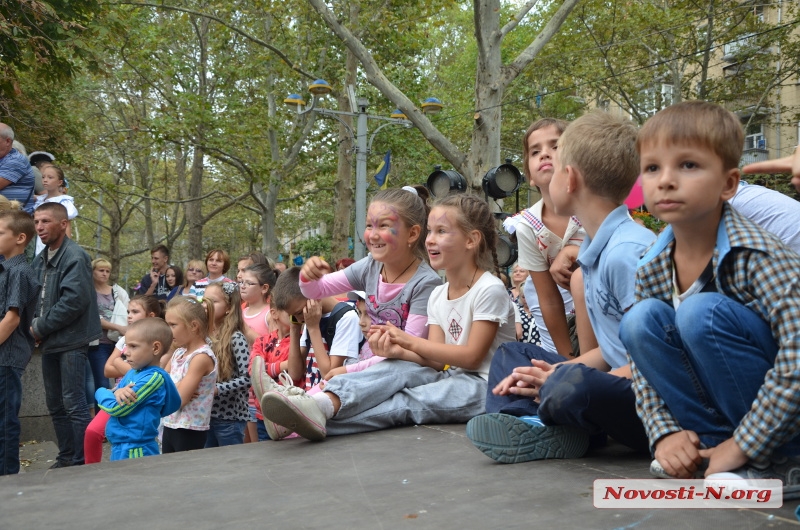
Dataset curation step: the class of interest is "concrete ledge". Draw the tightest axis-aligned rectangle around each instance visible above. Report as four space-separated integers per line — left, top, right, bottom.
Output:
20 348 55 442
2 425 797 529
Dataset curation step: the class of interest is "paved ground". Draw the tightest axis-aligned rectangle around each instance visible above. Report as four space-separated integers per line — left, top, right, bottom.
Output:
4 425 799 529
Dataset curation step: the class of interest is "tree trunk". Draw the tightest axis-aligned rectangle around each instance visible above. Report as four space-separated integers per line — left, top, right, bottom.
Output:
331 9 358 259
186 147 205 259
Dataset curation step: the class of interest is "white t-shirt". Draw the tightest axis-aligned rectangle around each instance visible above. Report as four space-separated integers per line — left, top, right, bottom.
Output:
426 272 516 380
729 182 800 254
515 199 586 353
300 305 362 362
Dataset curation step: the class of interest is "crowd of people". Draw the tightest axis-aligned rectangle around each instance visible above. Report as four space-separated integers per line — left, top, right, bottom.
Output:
1 102 800 498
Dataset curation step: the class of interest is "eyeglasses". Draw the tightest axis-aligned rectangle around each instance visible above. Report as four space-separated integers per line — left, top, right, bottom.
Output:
187 268 204 273
238 281 259 287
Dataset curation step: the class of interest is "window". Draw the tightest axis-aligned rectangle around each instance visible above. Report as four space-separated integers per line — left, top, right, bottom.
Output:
640 83 674 117
744 123 766 151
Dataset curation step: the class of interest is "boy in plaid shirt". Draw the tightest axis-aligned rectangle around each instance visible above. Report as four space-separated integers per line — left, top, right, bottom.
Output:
620 101 800 497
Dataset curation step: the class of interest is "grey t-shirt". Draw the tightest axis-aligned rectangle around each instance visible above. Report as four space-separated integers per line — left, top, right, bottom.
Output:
343 255 442 329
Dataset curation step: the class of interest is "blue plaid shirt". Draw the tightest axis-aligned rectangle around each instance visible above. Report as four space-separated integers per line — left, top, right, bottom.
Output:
630 203 800 463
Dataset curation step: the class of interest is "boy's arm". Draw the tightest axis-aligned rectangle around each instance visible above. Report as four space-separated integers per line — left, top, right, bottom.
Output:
96 370 169 417
629 357 683 451
303 300 332 375
0 308 20 345
286 324 308 384
530 270 573 357
730 251 800 463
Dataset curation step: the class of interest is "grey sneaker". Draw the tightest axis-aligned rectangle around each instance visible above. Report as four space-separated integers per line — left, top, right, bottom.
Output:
466 413 590 464
250 356 275 401
261 388 327 442
707 455 800 500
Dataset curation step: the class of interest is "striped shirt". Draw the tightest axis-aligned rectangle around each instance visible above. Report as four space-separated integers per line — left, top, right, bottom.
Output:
630 203 800 463
0 149 35 213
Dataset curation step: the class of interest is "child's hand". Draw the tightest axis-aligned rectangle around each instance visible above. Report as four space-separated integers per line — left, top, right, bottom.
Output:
742 144 800 193
114 382 137 405
504 359 556 402
301 257 332 282
492 373 519 396
653 430 703 478
550 246 579 290
698 437 748 477
325 366 348 380
303 299 322 329
375 322 413 350
368 328 405 359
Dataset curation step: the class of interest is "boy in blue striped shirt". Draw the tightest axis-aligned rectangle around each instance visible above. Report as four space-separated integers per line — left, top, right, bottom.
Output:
620 101 800 497
96 318 180 461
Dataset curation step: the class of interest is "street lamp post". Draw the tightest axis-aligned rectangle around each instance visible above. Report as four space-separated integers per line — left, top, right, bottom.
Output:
286 81 442 260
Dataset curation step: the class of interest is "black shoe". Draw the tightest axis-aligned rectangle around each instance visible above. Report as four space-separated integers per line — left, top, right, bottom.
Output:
49 460 73 469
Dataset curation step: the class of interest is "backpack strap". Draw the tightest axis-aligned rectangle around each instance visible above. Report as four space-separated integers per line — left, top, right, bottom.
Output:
324 301 357 348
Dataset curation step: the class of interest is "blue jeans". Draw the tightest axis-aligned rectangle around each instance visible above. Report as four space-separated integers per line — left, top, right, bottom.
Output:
620 293 800 456
0 366 24 475
325 360 486 436
205 418 246 447
88 343 115 391
42 349 91 465
257 419 270 441
84 359 95 408
485 341 648 452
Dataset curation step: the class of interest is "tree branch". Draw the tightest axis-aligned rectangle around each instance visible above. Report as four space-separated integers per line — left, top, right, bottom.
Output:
114 2 318 80
305 0 470 178
502 0 581 88
500 0 541 38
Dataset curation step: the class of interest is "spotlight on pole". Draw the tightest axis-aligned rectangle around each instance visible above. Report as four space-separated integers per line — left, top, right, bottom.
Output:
426 166 467 198
482 161 522 200
496 234 518 268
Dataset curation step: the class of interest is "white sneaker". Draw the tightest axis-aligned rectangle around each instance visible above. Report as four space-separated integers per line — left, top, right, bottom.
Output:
261 389 326 442
251 357 293 401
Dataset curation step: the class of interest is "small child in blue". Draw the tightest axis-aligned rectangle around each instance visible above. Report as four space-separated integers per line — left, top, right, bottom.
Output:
96 318 180 461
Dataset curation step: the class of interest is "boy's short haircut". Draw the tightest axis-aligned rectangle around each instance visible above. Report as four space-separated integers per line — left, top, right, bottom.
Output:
127 318 173 356
271 266 306 311
151 244 170 258
35 202 68 221
637 101 744 171
559 111 639 204
0 210 35 244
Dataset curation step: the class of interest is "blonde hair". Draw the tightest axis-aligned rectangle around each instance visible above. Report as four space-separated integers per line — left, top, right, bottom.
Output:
204 282 244 382
637 101 744 171
184 259 207 289
165 296 214 339
0 196 21 212
433 194 498 273
92 258 112 270
559 111 640 204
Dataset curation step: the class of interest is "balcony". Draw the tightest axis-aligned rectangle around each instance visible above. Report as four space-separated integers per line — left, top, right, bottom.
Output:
740 148 769 166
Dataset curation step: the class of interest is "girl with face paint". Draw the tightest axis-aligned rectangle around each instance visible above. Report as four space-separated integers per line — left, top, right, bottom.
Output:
256 194 516 441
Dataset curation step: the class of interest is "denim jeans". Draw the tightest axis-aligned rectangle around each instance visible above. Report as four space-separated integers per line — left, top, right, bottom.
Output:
205 418 246 447
84 360 95 408
485 341 648 452
620 293 800 456
325 359 486 436
88 343 115 390
0 366 24 475
42 349 91 465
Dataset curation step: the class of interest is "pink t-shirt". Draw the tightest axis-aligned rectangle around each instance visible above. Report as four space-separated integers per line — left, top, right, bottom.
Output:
243 304 270 338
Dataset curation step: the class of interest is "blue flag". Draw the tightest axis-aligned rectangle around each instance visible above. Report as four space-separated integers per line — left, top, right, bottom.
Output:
373 151 391 189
